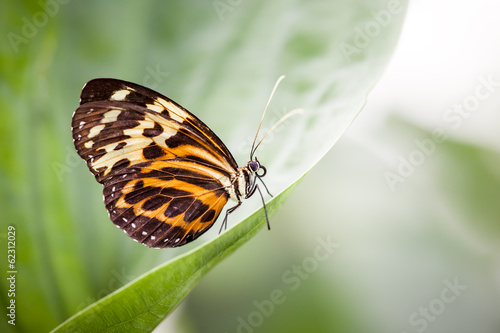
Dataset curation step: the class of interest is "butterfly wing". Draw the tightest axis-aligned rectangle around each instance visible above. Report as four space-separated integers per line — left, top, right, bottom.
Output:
72 79 238 247
102 159 229 247
73 78 238 183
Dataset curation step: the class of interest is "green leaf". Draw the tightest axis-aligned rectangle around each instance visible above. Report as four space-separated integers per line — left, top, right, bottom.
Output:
0 0 407 332
51 176 301 332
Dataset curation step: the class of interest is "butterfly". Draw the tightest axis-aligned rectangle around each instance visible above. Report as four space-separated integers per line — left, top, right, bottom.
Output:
72 77 294 248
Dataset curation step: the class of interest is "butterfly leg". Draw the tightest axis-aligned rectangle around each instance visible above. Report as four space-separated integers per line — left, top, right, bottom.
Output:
255 185 271 230
244 180 271 231
219 201 242 234
258 177 273 197
244 183 271 231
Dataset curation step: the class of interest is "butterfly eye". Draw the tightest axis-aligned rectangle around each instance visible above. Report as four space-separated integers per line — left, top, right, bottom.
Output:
249 160 260 172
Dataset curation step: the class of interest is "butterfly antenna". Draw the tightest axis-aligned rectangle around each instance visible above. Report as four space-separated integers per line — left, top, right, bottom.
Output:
250 108 304 156
250 75 286 159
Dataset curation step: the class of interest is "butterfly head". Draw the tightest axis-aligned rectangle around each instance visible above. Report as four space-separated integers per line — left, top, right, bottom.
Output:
240 157 271 200
248 158 266 177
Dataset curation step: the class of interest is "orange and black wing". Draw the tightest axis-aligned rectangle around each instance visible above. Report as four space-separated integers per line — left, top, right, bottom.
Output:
102 159 230 247
72 78 237 247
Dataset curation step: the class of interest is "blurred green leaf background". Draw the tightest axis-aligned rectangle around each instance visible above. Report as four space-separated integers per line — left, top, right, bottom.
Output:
2 0 499 332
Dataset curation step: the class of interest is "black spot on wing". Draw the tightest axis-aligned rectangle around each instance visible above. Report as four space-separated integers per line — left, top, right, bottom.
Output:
177 176 226 194
143 142 166 159
184 199 209 223
128 215 164 242
123 90 151 106
109 158 131 176
160 187 191 197
124 181 162 205
116 108 144 122
160 209 223 248
158 167 226 194
143 122 163 137
111 206 139 229
145 221 173 248
164 197 195 218
201 209 216 223
178 233 195 245
142 195 172 211
164 128 205 149
114 142 127 150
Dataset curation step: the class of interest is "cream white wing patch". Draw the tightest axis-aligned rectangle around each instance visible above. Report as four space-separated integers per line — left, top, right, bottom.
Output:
73 104 185 181
155 97 192 123
88 124 105 138
102 109 122 123
110 89 131 101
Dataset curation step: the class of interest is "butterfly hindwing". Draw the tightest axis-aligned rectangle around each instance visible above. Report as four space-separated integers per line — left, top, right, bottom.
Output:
72 78 239 248
103 160 229 247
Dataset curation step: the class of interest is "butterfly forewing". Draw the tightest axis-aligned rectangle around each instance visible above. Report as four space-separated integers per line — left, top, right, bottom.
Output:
72 78 239 248
78 78 238 170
